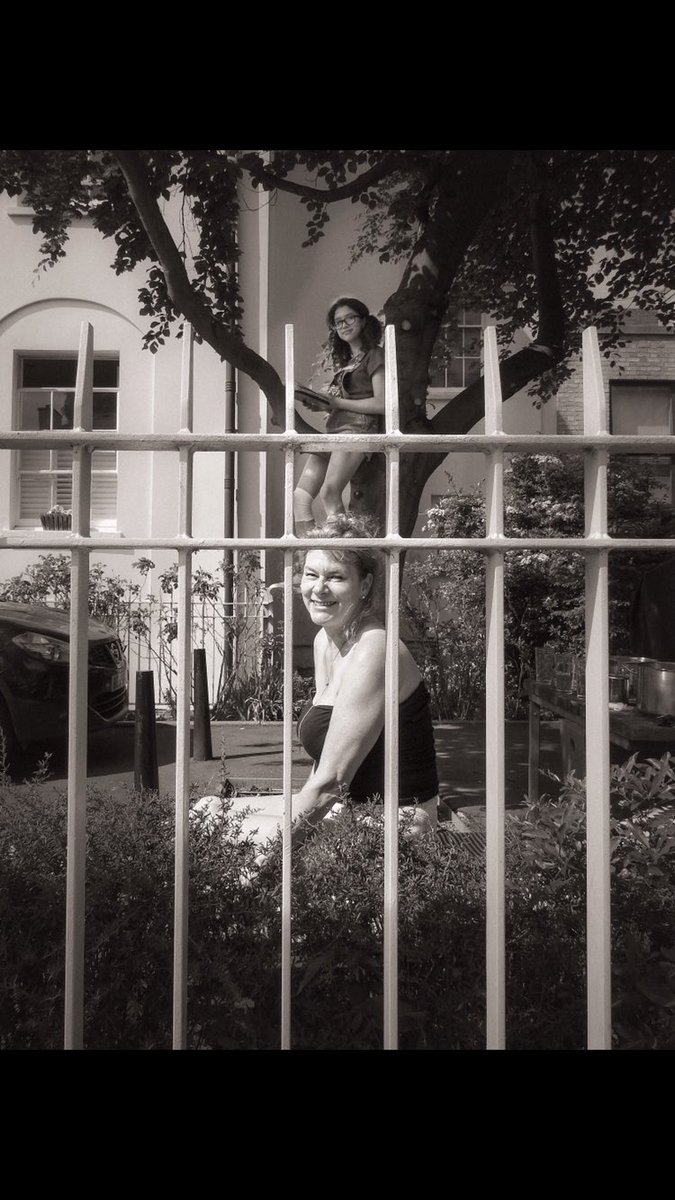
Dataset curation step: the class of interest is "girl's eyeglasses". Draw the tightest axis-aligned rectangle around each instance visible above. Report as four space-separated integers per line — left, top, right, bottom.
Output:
333 315 361 330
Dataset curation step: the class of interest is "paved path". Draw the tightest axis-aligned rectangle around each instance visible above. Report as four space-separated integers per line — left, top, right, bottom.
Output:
9 718 566 813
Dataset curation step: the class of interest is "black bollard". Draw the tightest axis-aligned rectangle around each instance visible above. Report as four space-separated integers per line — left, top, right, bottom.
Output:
193 648 213 761
134 670 159 791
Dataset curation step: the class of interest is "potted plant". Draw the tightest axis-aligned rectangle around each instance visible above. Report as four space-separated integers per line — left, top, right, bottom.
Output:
40 505 72 531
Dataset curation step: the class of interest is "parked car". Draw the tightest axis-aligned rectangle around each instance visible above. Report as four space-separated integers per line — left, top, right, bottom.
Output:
0 602 128 759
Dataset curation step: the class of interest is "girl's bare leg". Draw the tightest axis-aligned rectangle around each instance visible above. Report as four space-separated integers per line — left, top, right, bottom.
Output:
320 451 366 515
294 454 328 533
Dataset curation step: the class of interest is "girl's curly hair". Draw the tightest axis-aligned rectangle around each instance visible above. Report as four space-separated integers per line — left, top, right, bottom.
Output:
325 297 383 369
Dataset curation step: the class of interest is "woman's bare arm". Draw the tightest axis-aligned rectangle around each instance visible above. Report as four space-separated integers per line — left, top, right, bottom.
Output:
291 629 387 840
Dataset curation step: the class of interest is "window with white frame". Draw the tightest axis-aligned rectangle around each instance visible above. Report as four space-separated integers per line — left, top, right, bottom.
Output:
610 381 675 506
428 308 483 394
15 356 119 528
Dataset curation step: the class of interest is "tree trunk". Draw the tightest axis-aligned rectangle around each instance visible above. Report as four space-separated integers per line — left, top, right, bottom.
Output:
350 166 566 537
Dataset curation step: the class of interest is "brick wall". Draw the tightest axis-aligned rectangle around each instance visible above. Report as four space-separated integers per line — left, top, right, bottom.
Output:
556 312 675 434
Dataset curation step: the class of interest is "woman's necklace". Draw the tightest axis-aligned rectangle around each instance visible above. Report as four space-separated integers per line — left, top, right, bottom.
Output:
321 633 350 694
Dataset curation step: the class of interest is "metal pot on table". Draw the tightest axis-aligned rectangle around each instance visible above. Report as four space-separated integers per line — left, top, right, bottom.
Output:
637 660 675 717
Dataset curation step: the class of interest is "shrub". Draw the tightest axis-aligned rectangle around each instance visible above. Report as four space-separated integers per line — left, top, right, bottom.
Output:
0 772 279 1050
506 754 675 1049
404 454 675 718
2 754 675 1050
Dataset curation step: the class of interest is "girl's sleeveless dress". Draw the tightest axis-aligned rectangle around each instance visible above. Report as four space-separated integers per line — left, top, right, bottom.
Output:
324 346 384 435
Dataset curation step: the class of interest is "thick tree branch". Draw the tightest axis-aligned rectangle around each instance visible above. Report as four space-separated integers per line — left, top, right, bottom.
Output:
113 149 318 433
383 152 517 411
381 172 568 535
429 170 566 441
529 178 565 352
430 345 561 440
239 152 402 203
399 152 517 292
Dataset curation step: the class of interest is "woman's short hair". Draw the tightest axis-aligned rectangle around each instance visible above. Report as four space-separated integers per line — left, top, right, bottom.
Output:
301 511 385 634
325 297 383 368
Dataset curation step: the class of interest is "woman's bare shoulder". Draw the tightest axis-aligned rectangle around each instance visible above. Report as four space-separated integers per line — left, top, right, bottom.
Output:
347 625 386 670
353 621 386 645
353 626 422 676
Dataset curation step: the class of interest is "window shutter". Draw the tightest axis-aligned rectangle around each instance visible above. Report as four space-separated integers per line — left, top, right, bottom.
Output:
20 475 52 518
91 474 117 523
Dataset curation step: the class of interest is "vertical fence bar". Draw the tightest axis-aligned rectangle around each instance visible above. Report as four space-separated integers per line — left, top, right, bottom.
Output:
281 324 296 1050
383 324 400 1050
64 321 93 1050
583 326 612 1050
483 325 506 1051
172 323 194 1049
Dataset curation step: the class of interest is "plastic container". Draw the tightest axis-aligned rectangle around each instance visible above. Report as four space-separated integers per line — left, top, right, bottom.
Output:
608 674 629 704
609 656 658 704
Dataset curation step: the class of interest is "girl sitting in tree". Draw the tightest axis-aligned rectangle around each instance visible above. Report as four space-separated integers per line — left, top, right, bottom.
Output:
294 297 385 535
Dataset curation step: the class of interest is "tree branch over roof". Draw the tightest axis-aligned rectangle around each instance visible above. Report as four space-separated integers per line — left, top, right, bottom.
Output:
239 152 403 203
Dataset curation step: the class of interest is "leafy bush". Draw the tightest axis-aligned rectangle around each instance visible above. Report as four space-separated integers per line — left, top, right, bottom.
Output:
505 753 675 1049
404 454 675 718
2 753 675 1050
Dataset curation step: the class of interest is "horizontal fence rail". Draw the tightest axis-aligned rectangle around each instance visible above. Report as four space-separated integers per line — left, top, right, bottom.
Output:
4 535 675 552
3 431 675 453
2 317 674 1052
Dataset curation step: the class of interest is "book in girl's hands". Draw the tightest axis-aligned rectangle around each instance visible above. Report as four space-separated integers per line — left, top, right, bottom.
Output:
294 384 333 411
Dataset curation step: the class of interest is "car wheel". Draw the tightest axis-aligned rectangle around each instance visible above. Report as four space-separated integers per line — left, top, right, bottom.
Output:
0 696 17 775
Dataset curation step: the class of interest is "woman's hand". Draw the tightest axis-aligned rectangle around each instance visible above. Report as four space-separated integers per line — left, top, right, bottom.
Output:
239 848 271 888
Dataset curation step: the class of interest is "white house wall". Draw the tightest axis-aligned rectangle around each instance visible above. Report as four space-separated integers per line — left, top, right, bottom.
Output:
0 194 233 595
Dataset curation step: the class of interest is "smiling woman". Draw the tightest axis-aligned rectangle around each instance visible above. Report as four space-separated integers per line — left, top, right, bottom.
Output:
289 512 440 847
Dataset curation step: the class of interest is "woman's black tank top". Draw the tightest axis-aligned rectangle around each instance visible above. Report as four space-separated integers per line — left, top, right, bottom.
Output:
297 679 439 805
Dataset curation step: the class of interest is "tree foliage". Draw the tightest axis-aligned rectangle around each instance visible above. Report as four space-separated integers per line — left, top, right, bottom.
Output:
1 148 674 532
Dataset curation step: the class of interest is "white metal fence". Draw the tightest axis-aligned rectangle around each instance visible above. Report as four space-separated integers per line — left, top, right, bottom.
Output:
3 318 675 1050
124 595 248 711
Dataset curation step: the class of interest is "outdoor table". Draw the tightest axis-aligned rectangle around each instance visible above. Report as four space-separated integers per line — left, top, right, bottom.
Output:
524 678 675 801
